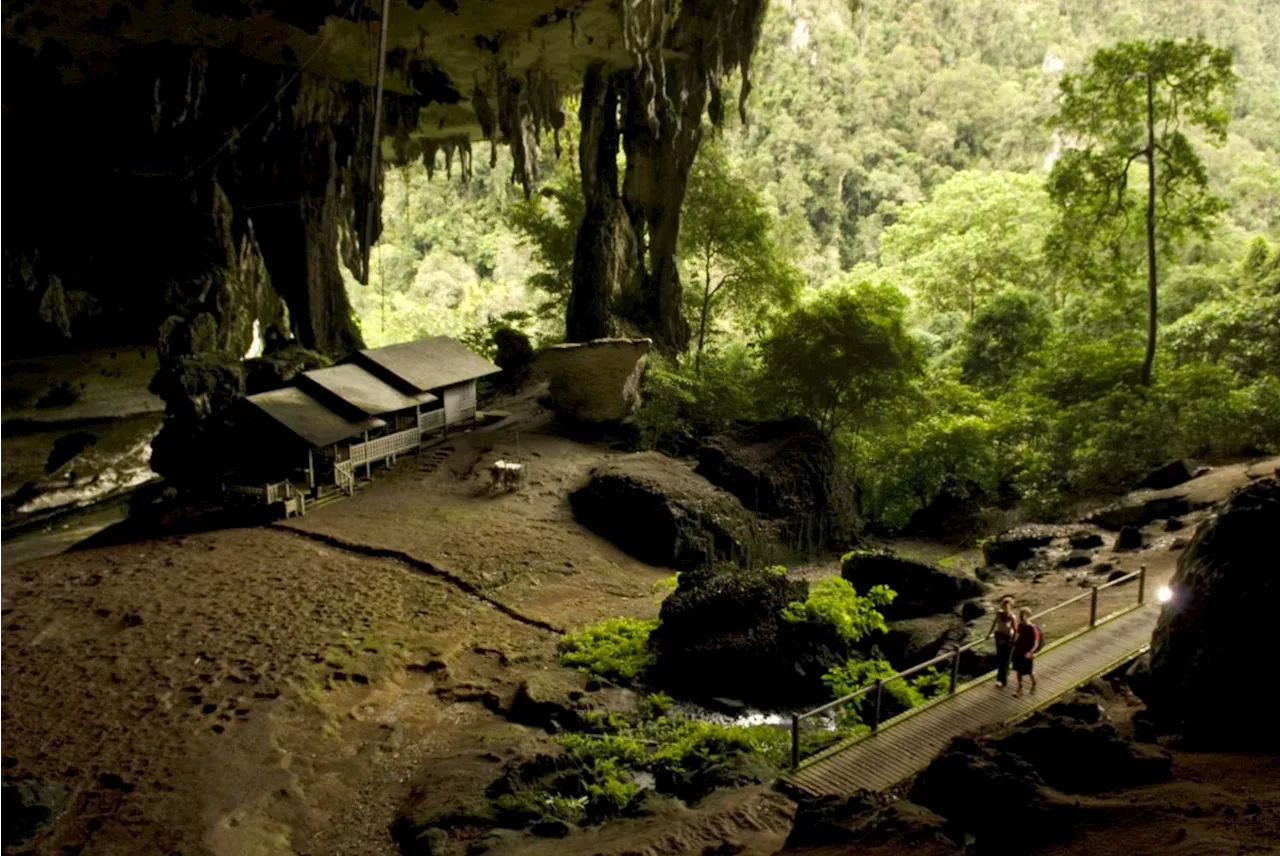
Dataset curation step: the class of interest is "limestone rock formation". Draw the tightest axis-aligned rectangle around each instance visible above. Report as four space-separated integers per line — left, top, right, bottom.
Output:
1084 494 1192 530
1136 459 1194 490
983 523 1100 571
908 737 1055 844
1145 477 1280 748
531 338 650 422
873 614 969 669
649 565 846 706
989 717 1172 793
570 452 774 570
842 550 985 621
696 417 861 554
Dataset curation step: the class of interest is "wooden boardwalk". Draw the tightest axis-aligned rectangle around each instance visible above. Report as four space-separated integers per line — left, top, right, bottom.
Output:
783 604 1158 797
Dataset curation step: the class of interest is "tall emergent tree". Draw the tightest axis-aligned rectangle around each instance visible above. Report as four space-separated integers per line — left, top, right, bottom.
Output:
680 139 802 373
1047 38 1237 386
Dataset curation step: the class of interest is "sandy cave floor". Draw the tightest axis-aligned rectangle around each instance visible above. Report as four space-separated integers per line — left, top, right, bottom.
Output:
3 387 1279 856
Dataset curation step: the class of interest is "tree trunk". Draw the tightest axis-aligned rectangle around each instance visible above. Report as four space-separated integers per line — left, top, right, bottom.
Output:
1141 69 1158 387
695 259 712 375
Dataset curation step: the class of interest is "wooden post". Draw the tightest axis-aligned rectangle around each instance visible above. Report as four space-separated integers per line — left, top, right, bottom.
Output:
307 448 315 490
870 680 884 732
791 714 800 770
949 648 961 694
1138 565 1147 605
363 430 371 480
1089 586 1099 627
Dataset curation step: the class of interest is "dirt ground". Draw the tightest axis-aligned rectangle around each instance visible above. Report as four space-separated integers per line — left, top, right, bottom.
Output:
4 384 1277 855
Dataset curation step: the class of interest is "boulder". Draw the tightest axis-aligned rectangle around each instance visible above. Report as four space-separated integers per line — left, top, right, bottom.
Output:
531 338 650 422
1069 532 1104 550
1084 495 1191 531
649 565 845 706
959 600 986 622
1163 516 1185 532
1136 459 1193 491
989 717 1172 794
873 614 968 670
696 417 860 552
908 737 1058 846
1146 478 1280 749
1114 525 1143 550
2 777 71 849
570 453 776 571
842 550 985 620
1058 550 1092 568
982 524 1097 571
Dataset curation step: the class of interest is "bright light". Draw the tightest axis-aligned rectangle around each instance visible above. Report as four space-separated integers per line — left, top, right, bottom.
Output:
1157 585 1173 604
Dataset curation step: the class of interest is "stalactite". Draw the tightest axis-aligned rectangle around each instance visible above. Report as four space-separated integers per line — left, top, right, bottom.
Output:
567 0 769 353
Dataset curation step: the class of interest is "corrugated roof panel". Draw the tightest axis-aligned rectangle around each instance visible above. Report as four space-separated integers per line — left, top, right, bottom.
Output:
300 363 434 417
356 336 500 393
246 387 385 447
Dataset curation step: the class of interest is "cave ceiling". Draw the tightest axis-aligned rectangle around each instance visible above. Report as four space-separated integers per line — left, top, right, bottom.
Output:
4 0 631 143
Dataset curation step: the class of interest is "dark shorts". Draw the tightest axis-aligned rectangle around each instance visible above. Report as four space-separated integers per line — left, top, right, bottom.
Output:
1013 654 1034 676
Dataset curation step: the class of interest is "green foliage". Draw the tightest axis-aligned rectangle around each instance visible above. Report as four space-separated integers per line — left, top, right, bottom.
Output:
631 346 765 452
960 290 1053 389
881 171 1058 316
760 282 922 437
1047 37 1239 384
781 577 895 642
558 618 660 683
821 658 950 729
681 137 805 368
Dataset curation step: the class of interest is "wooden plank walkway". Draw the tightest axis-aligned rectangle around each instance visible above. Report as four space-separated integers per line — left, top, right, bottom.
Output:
783 604 1158 797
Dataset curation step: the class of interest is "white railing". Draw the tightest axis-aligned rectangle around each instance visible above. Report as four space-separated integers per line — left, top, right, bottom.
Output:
419 409 445 433
335 460 354 495
349 426 422 467
226 480 292 503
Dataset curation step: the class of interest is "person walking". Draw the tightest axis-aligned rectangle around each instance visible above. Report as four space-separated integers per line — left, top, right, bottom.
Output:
988 596 1017 689
1012 607 1042 697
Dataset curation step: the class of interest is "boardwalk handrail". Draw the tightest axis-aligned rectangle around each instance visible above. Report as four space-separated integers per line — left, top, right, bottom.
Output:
790 565 1146 768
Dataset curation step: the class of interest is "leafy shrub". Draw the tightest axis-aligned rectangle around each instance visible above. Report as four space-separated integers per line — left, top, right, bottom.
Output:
558 618 659 682
781 577 895 642
632 346 766 453
821 658 950 729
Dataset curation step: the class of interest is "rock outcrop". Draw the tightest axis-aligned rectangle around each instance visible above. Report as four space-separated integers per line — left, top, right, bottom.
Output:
783 794 954 854
988 717 1172 794
1145 477 1280 748
874 614 969 669
1136 459 1194 490
982 523 1100 571
696 418 860 554
649 565 845 706
1084 494 1192 530
532 338 650 423
842 550 985 621
570 453 775 570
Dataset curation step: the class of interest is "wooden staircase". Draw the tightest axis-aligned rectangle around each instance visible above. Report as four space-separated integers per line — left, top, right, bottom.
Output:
420 443 455 476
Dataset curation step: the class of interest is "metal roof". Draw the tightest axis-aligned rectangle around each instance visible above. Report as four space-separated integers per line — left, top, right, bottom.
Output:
245 387 385 447
300 363 437 417
356 336 500 393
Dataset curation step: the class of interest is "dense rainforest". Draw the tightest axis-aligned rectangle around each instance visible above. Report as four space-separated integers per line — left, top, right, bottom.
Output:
347 0 1280 529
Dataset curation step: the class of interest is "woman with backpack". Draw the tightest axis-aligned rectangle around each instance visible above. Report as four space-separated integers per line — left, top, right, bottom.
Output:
1012 607 1042 697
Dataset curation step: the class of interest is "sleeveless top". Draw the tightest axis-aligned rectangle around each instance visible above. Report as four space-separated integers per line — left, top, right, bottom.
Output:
995 611 1016 638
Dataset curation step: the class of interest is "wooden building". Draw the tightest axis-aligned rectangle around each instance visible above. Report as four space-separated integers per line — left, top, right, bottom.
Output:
228 336 499 512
